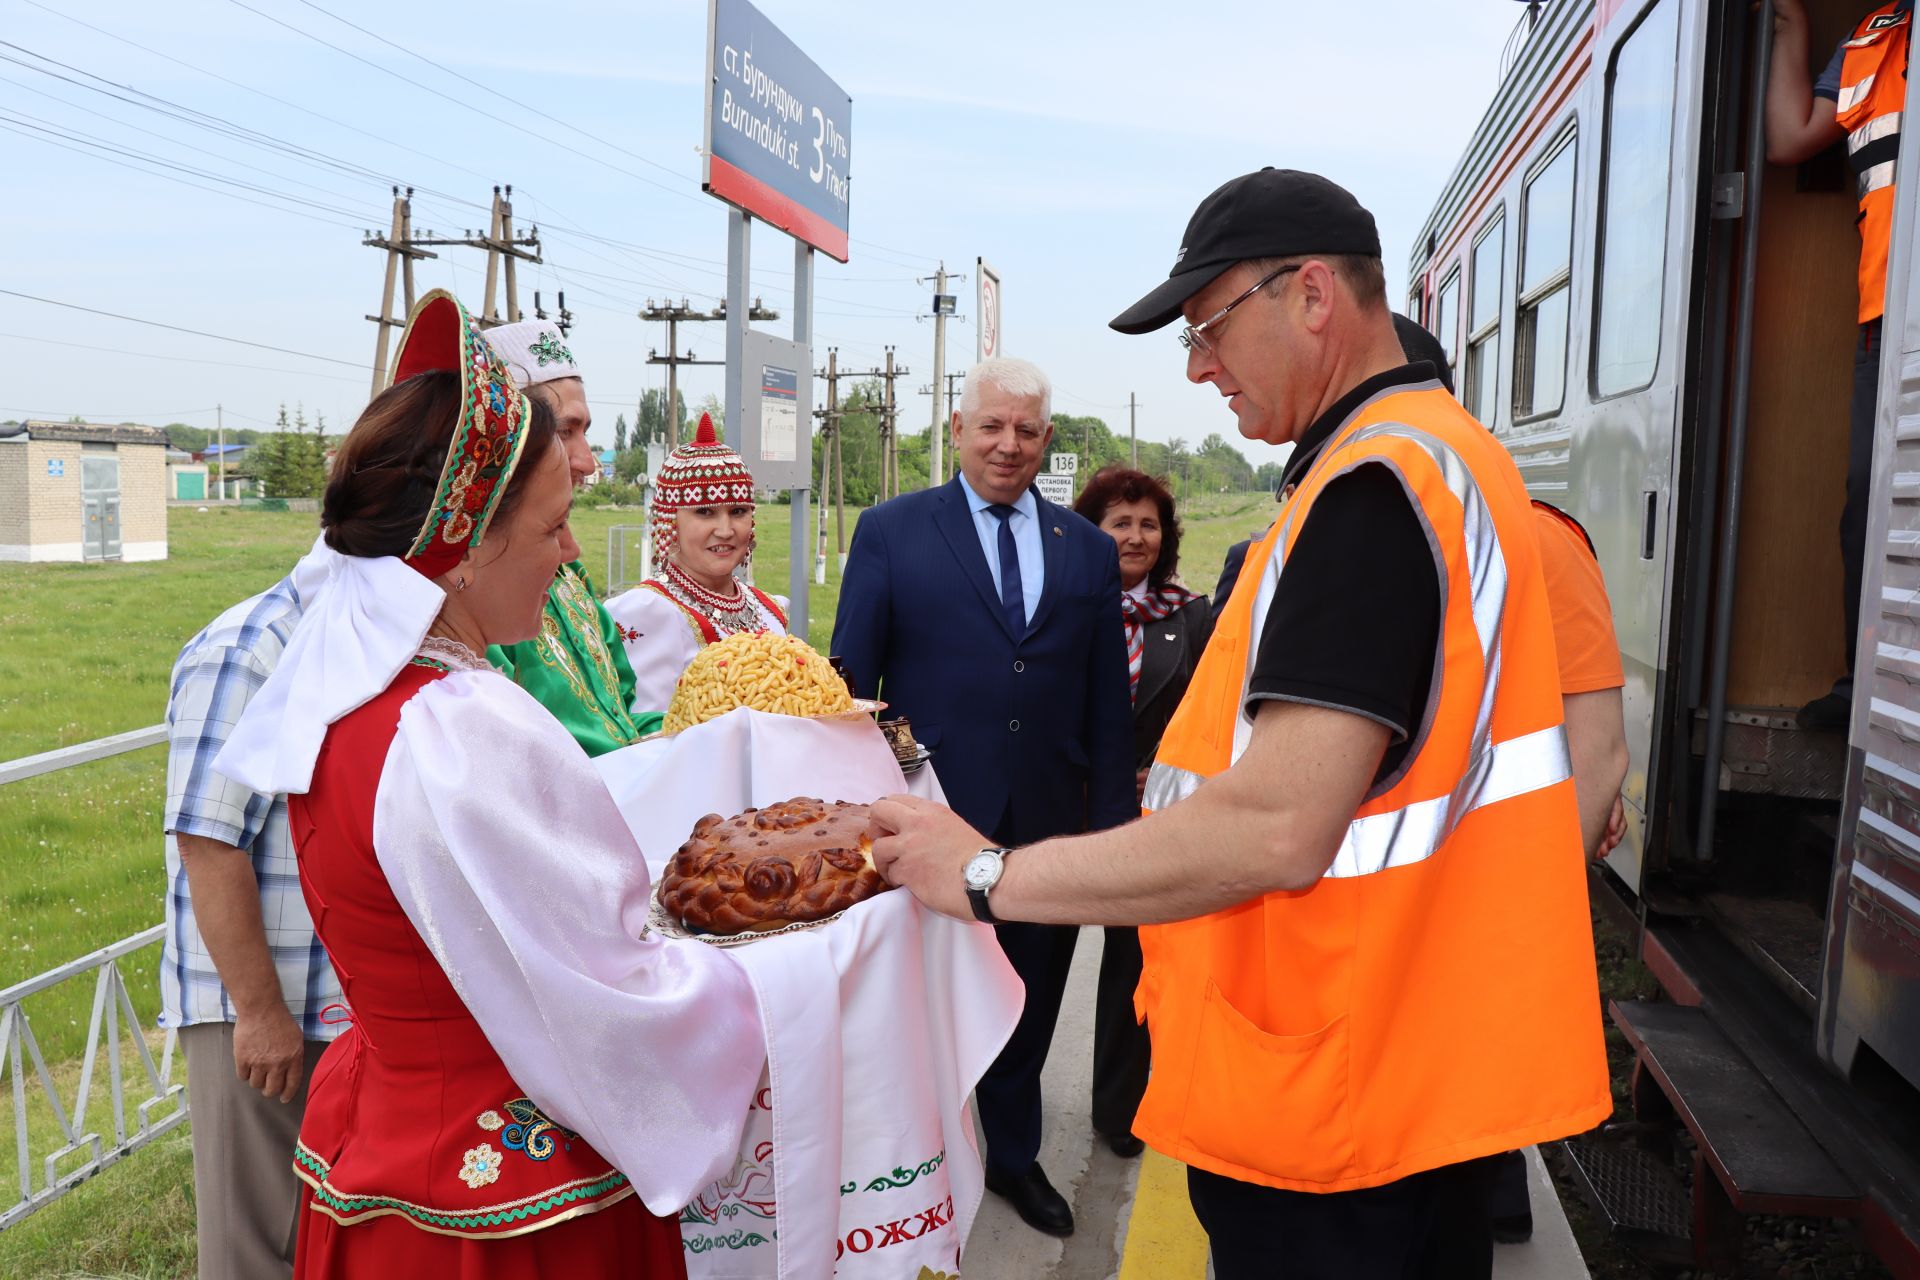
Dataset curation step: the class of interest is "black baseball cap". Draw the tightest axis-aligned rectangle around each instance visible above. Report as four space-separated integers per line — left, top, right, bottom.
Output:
1110 168 1382 335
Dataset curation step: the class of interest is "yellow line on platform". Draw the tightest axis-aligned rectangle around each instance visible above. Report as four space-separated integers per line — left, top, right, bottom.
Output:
1118 1148 1210 1279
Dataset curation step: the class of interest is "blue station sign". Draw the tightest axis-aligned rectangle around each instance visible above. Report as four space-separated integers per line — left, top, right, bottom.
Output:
703 0 853 261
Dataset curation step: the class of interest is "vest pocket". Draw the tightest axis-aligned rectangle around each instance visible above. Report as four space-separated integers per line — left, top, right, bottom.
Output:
1181 980 1355 1185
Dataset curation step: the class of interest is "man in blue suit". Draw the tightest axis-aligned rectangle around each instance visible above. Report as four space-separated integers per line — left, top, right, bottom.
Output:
833 356 1135 1238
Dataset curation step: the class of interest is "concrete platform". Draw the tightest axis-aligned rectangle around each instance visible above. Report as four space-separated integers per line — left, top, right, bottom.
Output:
959 927 1591 1279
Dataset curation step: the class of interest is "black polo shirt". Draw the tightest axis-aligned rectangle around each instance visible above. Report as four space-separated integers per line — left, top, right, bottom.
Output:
1246 363 1443 784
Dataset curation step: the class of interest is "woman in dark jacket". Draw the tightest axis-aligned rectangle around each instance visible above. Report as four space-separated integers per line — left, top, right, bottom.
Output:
1072 467 1212 1156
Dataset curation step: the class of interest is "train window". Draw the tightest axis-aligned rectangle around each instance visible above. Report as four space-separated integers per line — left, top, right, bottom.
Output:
1593 0 1681 398
1467 214 1505 427
1435 268 1461 393
1408 283 1424 328
1516 130 1577 421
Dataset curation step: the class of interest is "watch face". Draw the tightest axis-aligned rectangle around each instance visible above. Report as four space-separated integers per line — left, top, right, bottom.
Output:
964 850 1002 891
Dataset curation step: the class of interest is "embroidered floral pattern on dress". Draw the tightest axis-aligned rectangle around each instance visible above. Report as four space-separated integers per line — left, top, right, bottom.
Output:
459 1143 504 1189
500 1097 578 1162
476 1110 505 1131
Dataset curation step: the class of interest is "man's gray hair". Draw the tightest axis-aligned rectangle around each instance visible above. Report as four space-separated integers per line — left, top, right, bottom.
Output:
960 357 1051 423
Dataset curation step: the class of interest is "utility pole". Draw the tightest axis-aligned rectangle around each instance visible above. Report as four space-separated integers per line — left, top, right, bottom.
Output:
363 186 439 398
477 185 542 327
534 290 574 337
216 403 224 502
918 371 965 484
642 296 777 445
814 349 839 584
1129 392 1138 468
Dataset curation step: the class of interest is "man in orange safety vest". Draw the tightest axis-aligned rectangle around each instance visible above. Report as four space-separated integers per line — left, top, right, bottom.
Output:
869 168 1611 1278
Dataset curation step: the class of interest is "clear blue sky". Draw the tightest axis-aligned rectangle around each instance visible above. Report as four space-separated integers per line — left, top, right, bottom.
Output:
1 0 1522 453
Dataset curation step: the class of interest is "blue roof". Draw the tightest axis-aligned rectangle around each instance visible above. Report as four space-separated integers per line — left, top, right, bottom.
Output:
203 443 249 455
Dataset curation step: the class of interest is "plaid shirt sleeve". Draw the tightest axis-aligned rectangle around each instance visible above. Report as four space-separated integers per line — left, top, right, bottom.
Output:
164 641 278 851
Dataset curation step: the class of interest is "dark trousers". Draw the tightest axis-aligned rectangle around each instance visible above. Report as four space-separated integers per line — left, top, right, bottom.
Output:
976 920 1079 1173
1090 925 1151 1137
1188 1157 1498 1280
1841 318 1884 685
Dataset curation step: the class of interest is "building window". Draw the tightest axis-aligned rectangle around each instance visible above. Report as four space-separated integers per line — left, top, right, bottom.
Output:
1434 268 1461 395
1516 130 1576 421
1408 282 1425 328
1466 214 1505 427
1593 0 1680 398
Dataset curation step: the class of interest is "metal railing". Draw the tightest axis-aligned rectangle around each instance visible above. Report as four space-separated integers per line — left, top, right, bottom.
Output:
1 725 183 1229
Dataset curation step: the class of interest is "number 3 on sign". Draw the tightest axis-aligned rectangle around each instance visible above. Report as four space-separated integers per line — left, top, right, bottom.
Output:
810 107 826 183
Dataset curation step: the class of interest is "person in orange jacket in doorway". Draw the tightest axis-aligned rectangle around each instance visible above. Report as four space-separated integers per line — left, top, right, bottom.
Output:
866 168 1613 1279
1766 0 1912 729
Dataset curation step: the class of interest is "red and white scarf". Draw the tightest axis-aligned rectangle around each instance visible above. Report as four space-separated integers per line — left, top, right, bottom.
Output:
1121 583 1198 704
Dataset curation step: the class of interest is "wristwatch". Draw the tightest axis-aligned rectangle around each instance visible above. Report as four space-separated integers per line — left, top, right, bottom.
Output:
964 847 1013 924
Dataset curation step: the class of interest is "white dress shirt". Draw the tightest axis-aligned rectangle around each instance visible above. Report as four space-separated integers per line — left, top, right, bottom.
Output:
958 472 1045 623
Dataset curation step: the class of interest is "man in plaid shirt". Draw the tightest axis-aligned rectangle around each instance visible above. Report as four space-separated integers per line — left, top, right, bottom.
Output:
162 538 341 1280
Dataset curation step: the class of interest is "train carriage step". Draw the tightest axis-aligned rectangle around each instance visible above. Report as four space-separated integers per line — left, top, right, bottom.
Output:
1610 1000 1863 1215
1559 1138 1694 1266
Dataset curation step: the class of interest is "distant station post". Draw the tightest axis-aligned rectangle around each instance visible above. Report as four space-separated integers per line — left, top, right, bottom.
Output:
702 0 853 640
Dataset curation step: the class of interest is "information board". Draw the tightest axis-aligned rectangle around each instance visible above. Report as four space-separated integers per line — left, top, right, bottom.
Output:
738 328 812 490
703 0 853 261
1034 473 1074 506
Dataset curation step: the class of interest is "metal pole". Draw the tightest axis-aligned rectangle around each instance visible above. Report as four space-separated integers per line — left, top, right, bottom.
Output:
726 211 749 448
1697 0 1774 865
930 262 947 487
1130 392 1138 468
790 238 813 641
216 403 224 502
816 348 836 586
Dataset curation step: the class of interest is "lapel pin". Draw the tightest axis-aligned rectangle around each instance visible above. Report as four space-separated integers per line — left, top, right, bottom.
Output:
1051 526 1063 537
1164 632 1176 641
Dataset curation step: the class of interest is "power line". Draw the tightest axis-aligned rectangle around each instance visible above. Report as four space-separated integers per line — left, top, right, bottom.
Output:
0 332 369 384
0 291 365 368
224 0 703 207
18 0 498 197
287 0 687 185
0 405 220 422
0 119 365 229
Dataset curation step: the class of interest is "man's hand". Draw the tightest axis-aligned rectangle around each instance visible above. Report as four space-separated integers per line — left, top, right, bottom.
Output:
233 1004 306 1103
1597 797 1628 861
868 794 988 921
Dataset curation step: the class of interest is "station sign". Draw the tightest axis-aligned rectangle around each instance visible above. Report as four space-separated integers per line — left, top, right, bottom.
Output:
703 0 853 262
1033 473 1074 506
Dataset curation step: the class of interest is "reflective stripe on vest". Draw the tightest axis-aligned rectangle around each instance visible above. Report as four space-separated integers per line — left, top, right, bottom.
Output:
1144 418 1571 877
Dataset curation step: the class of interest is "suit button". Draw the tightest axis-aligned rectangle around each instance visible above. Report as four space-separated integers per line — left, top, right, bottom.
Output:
1013 660 1025 673
1009 719 1021 732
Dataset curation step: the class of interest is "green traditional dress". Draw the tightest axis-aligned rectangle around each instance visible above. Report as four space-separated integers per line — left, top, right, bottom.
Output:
489 561 661 755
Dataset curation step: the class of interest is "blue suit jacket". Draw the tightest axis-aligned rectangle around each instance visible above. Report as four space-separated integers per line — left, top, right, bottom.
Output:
831 477 1136 844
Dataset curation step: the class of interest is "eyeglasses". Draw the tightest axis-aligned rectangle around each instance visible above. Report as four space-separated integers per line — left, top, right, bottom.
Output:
1176 265 1302 356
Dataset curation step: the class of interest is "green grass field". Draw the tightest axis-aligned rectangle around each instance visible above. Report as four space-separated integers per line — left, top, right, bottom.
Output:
0 491 1273 1277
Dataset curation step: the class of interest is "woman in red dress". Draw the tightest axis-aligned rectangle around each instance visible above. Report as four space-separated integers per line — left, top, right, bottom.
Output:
215 292 764 1277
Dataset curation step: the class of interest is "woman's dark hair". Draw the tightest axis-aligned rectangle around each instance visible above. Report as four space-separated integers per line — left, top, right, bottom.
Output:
322 371 557 558
1073 465 1182 590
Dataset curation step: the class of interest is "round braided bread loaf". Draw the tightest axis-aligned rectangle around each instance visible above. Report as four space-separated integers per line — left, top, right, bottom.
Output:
659 797 891 935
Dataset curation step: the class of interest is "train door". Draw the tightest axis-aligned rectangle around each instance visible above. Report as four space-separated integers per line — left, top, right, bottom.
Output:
1824 34 1920 1095
1566 0 1716 891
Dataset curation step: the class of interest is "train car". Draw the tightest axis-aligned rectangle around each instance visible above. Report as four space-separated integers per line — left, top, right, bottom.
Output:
1409 0 1920 1270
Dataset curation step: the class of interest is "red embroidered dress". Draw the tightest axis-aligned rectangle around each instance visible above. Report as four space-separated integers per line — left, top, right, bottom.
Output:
286 662 684 1274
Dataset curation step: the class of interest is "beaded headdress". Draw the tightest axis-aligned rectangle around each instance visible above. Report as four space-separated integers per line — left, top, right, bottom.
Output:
648 412 757 564
388 290 534 580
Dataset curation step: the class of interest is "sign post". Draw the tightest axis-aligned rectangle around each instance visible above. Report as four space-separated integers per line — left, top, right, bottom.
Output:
703 0 853 640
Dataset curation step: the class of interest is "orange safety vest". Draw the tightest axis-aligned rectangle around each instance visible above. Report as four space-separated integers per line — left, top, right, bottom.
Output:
1838 1 1911 325
1135 385 1611 1193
